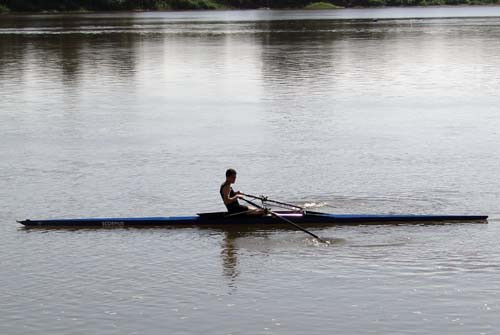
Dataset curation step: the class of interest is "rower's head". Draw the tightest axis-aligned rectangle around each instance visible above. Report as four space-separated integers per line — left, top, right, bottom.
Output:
225 168 237 183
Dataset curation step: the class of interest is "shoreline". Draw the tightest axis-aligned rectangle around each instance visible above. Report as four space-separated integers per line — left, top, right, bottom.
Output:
2 3 500 15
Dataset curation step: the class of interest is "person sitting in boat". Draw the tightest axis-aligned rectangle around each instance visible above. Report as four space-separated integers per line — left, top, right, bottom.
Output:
220 169 264 215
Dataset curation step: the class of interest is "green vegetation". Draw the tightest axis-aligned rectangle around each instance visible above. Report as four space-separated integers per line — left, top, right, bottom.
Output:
0 0 222 11
304 2 342 9
1 0 499 12
169 0 222 9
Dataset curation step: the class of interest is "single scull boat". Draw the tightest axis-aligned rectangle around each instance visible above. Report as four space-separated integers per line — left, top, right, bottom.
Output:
17 211 488 228
17 194 487 229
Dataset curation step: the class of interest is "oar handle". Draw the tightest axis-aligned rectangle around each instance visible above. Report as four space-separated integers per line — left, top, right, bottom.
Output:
241 193 267 201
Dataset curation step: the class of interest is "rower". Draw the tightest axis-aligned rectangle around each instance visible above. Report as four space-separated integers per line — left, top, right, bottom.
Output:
220 169 265 215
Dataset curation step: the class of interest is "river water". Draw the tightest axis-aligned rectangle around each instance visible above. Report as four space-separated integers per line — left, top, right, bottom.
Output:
1 6 500 334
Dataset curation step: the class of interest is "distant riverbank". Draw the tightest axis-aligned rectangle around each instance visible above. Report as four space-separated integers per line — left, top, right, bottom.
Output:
1 0 499 14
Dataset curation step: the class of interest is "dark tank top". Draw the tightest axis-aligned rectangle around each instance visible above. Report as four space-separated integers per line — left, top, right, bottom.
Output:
220 182 244 212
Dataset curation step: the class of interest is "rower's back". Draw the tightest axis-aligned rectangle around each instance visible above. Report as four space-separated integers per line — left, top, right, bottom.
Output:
220 181 246 213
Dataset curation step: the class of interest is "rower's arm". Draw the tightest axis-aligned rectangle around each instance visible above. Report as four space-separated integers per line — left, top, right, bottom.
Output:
222 184 239 205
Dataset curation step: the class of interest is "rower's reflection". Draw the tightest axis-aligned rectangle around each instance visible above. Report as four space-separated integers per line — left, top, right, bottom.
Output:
220 228 271 286
221 230 240 281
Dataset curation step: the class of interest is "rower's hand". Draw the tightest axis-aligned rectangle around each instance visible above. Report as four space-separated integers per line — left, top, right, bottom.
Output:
235 191 242 196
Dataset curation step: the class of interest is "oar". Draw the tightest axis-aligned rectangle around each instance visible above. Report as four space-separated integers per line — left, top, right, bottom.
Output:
242 193 328 216
240 197 328 244
243 193 304 211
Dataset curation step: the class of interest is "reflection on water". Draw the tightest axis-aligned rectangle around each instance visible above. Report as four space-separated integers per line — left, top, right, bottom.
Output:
219 227 347 285
1 7 500 335
221 230 241 282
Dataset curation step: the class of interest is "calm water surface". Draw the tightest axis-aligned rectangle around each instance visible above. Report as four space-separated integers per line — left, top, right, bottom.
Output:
1 7 500 334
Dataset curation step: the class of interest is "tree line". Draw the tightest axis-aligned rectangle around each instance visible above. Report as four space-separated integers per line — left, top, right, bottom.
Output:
1 0 499 12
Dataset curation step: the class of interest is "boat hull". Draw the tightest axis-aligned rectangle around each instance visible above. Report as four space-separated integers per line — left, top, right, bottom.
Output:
17 212 488 228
